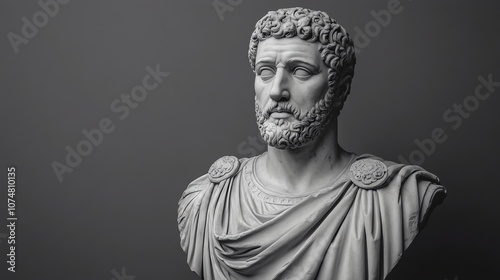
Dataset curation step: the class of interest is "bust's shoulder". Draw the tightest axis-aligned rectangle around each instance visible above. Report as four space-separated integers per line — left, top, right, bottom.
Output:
182 156 251 195
179 156 249 213
347 154 442 190
349 154 447 228
206 155 252 183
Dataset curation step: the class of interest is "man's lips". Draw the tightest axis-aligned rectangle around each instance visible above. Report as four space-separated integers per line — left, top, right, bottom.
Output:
268 107 293 119
270 112 292 119
271 107 291 113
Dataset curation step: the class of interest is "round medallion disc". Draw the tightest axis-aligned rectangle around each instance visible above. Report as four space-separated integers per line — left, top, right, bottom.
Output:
349 158 388 189
208 156 240 183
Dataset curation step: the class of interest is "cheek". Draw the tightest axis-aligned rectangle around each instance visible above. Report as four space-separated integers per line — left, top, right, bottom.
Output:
316 82 330 100
309 74 329 101
254 78 267 103
299 80 329 106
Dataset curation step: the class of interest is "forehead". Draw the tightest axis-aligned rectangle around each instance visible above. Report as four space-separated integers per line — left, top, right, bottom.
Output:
255 37 322 65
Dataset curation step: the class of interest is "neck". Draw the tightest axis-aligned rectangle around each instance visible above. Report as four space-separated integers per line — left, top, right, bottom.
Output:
256 119 353 194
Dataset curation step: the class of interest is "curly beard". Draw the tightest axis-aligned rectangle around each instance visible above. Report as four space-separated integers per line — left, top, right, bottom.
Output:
255 93 335 150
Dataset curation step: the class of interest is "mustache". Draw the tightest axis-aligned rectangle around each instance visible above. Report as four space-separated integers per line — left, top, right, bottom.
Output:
263 101 301 119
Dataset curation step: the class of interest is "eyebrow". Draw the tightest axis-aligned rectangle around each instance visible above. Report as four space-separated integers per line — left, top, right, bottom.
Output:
286 58 318 70
255 58 276 65
255 58 319 69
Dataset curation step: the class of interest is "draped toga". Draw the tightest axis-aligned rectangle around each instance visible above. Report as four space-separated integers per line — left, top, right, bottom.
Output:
177 154 446 280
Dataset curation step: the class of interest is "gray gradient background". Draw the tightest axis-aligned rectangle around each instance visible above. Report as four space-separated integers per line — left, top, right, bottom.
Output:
1 0 499 279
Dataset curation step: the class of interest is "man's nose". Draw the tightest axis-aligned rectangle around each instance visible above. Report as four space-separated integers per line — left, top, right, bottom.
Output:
269 68 290 102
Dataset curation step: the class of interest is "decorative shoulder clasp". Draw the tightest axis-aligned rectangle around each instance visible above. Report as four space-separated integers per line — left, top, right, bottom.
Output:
349 158 388 189
208 156 240 183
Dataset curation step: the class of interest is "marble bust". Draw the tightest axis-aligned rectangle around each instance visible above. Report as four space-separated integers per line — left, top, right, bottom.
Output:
178 7 446 280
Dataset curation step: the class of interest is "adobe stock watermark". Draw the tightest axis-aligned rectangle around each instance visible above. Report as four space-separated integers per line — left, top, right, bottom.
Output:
111 267 135 280
351 0 413 54
398 73 499 165
237 134 266 158
7 0 71 54
212 0 243 21
51 64 169 183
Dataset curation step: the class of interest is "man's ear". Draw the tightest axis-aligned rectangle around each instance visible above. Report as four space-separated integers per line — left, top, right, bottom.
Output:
337 75 352 101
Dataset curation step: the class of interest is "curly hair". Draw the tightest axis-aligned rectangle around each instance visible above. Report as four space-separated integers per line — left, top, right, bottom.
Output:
248 7 356 115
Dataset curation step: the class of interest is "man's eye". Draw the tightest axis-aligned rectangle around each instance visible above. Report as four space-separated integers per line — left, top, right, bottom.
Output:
259 68 275 81
294 68 312 78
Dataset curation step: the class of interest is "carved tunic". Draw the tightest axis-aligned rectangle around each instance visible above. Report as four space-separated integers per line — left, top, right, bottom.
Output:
178 154 446 280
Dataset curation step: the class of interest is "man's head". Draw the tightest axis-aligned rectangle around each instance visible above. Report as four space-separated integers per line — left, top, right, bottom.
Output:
249 7 356 150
